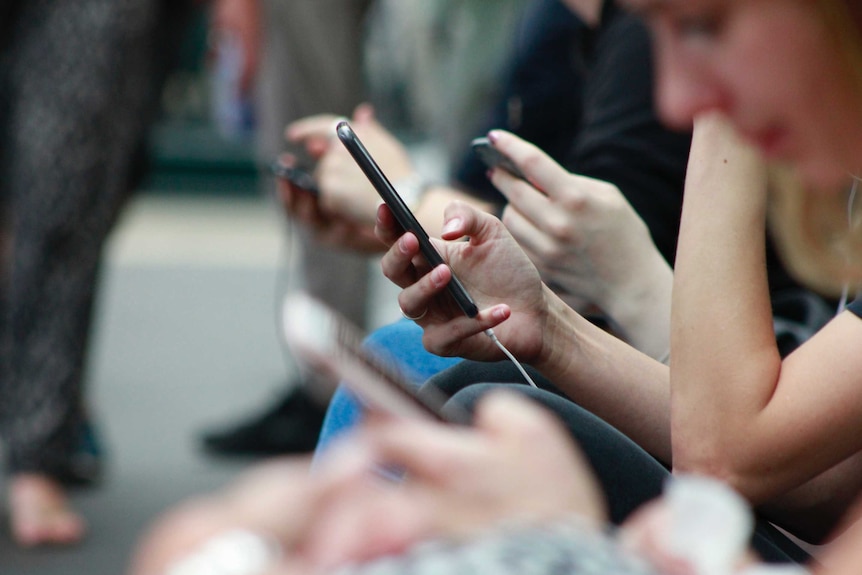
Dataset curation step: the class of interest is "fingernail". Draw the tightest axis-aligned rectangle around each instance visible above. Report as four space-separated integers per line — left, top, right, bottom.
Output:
441 218 462 236
399 235 411 254
431 265 447 288
488 130 501 144
493 305 508 321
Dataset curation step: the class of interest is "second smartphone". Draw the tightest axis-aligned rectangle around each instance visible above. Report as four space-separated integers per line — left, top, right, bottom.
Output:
270 159 320 196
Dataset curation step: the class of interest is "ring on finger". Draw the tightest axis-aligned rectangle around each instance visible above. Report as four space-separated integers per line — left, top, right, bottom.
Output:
400 306 428 322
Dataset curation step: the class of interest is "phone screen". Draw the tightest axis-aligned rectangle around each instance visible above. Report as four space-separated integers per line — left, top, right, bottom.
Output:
336 121 479 318
282 294 469 423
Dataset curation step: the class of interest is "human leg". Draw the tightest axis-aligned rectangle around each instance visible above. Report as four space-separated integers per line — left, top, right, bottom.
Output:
315 320 462 455
260 0 375 328
203 0 376 456
431 376 809 564
419 358 562 400
0 0 160 545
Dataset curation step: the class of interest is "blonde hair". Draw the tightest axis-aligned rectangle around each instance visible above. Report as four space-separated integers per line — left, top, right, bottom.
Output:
765 0 862 297
767 169 862 297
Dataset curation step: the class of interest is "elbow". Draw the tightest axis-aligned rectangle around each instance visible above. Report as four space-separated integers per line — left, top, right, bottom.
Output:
671 435 759 501
673 444 841 544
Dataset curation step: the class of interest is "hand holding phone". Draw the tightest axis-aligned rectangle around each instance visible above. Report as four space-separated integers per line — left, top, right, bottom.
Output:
270 158 319 196
336 121 479 318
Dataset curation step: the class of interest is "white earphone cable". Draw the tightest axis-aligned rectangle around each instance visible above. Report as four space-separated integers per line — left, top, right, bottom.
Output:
484 328 538 388
837 177 859 314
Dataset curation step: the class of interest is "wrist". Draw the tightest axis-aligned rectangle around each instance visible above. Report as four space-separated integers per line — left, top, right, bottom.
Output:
603 253 671 318
602 251 673 361
392 173 430 211
534 285 585 378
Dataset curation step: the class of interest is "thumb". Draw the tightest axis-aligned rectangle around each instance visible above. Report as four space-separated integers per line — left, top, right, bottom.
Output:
440 201 505 242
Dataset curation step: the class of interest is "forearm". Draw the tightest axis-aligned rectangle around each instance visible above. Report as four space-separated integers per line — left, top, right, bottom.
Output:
601 247 673 362
759 452 862 543
535 285 672 463
813 497 862 575
670 115 786 488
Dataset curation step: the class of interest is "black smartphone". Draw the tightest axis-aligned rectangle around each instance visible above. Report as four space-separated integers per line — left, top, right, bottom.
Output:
336 121 479 318
270 159 319 196
282 293 469 424
471 136 528 181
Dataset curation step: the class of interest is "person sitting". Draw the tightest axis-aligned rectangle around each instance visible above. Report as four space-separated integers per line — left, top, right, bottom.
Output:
282 0 831 456
128 1 862 571
129 392 824 575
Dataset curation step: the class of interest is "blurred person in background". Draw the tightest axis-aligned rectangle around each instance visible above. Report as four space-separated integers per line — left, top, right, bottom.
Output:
0 0 191 546
200 0 374 457
202 0 527 457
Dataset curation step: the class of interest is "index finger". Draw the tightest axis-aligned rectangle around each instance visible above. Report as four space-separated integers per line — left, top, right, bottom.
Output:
491 172 555 228
487 131 572 200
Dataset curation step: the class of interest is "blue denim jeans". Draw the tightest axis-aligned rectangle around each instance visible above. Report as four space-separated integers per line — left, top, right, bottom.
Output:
314 319 462 456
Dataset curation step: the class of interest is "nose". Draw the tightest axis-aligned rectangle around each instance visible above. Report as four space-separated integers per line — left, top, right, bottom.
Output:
653 43 729 131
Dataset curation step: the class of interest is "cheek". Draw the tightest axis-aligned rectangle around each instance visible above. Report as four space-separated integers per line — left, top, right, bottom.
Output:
768 10 862 177
722 24 862 184
788 65 862 184
793 151 858 191
822 91 862 177
716 15 806 112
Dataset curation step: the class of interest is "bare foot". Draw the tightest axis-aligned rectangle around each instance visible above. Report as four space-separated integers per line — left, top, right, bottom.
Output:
8 473 86 546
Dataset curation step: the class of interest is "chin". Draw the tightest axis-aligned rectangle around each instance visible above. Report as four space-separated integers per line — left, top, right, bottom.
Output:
794 156 858 193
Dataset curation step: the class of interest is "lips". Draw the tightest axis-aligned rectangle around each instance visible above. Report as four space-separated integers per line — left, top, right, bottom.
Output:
743 125 792 159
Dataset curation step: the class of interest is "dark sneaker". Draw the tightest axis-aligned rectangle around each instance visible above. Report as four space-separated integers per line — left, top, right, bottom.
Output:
200 386 327 457
57 418 105 487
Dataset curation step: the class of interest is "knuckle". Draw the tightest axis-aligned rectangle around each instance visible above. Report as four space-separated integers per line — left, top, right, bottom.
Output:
557 190 588 213
518 154 543 178
536 242 565 262
546 216 575 244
